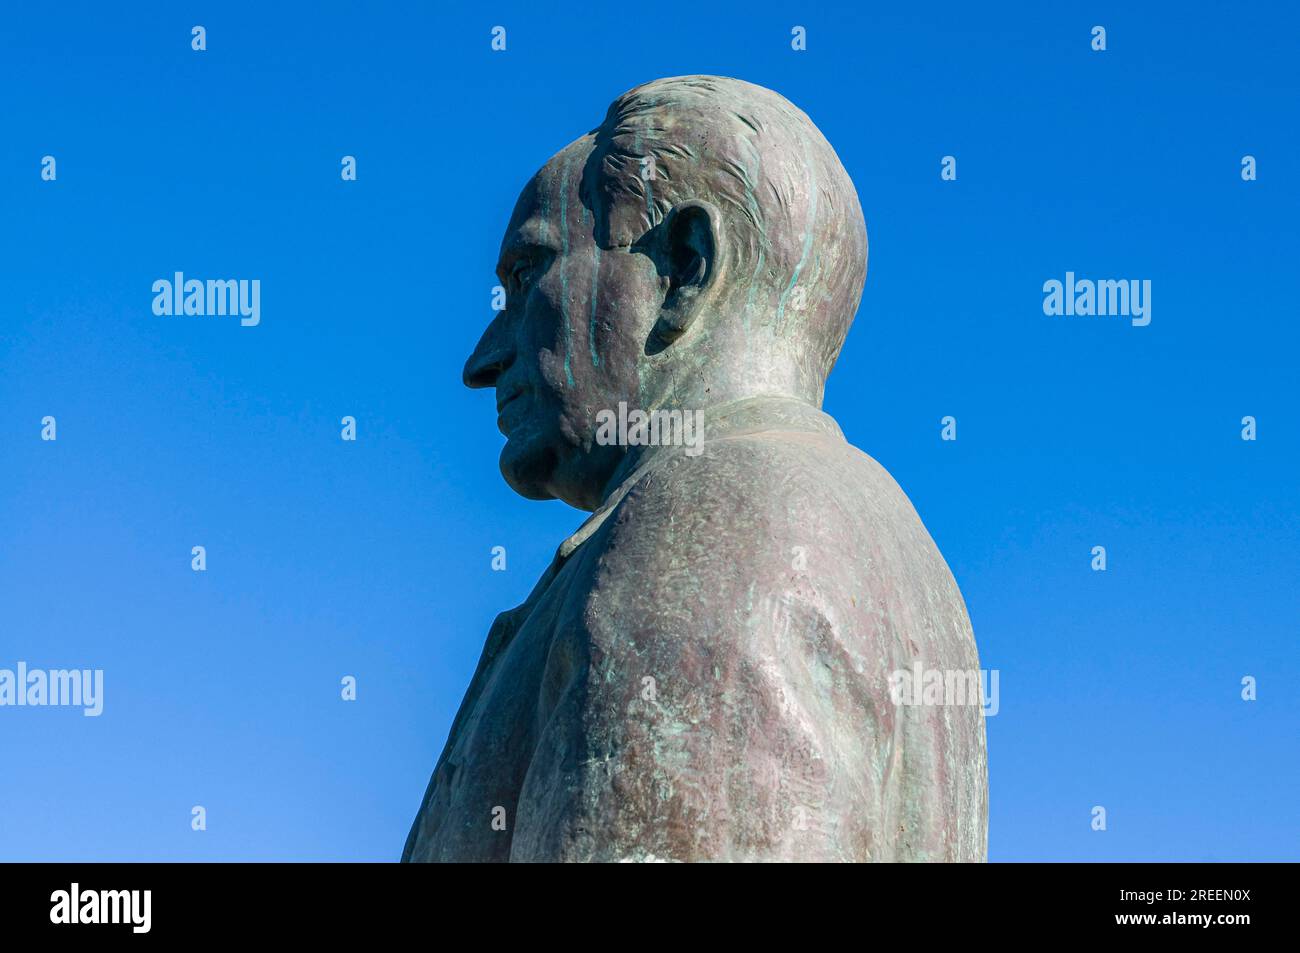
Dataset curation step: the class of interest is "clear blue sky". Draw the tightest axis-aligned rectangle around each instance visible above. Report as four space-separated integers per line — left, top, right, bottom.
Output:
1 2 1296 861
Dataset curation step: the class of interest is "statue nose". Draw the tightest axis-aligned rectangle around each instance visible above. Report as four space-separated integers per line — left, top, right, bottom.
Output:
464 303 518 388
463 340 514 389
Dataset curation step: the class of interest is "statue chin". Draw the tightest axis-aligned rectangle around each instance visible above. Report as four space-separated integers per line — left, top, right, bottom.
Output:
499 438 560 502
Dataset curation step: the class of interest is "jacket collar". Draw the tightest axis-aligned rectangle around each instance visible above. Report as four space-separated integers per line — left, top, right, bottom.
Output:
558 395 842 559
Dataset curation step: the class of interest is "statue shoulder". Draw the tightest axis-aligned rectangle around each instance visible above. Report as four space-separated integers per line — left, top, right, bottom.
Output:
609 428 912 538
578 427 964 638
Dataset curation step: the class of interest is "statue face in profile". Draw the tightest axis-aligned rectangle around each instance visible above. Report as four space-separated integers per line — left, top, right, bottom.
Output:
463 75 869 512
465 143 668 512
410 76 987 864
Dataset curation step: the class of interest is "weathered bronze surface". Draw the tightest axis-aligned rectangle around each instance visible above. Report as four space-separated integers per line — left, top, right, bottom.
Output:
404 76 987 862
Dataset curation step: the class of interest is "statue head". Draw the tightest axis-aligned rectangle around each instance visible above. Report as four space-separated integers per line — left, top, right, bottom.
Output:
464 75 868 511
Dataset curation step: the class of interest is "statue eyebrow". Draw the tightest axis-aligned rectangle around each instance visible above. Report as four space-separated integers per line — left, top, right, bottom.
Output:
495 241 553 282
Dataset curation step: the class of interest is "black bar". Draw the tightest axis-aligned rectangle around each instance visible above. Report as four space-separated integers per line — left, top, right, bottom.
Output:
1 862 1285 940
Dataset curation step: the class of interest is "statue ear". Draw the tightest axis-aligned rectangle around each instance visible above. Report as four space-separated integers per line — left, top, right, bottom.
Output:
653 200 722 347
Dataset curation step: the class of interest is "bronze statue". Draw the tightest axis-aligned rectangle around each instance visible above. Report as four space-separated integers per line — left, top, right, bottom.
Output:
404 76 987 862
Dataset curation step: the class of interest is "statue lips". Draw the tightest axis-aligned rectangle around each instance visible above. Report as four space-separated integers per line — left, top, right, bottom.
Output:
495 385 527 434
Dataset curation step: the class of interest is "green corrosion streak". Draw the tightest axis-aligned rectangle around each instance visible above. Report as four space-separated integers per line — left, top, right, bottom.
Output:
635 105 657 219
559 153 575 388
589 244 601 367
539 178 550 244
776 136 817 334
740 139 765 334
579 205 601 367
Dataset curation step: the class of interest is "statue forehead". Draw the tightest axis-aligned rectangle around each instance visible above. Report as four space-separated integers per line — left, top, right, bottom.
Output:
501 137 594 251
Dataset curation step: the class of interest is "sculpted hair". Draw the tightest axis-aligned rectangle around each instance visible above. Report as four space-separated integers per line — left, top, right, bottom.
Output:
580 75 868 380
